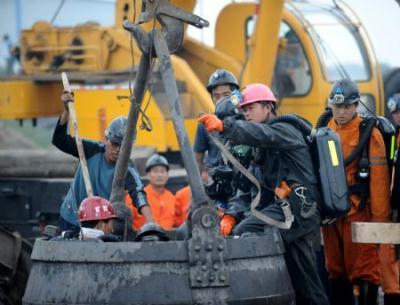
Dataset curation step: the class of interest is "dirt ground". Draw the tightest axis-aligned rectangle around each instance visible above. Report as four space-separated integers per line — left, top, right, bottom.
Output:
0 121 36 149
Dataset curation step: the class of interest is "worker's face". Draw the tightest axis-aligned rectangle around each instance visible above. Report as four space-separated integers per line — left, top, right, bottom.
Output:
331 103 357 126
104 138 121 163
147 165 169 188
97 219 113 234
242 102 271 123
211 85 232 104
391 110 400 127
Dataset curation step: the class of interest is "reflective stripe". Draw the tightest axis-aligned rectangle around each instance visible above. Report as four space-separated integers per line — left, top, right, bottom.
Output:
328 140 339 166
390 135 395 160
370 161 387 166
369 156 386 160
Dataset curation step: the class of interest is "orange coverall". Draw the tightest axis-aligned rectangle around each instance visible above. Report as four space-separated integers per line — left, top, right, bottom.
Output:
174 186 191 226
125 184 177 230
323 115 391 285
396 132 400 148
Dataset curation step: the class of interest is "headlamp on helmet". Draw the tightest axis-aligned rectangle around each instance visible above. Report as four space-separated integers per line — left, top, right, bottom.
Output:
215 91 244 120
329 79 360 105
330 93 345 105
206 69 239 93
387 94 400 113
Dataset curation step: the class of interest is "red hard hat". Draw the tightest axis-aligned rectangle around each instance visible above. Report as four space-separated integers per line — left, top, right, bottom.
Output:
78 196 116 222
239 83 277 108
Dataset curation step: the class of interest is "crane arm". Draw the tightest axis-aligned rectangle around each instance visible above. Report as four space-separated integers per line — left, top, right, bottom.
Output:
242 0 285 86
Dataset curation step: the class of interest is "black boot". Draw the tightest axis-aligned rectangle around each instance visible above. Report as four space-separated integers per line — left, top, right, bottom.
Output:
384 294 400 305
330 278 353 305
354 280 378 305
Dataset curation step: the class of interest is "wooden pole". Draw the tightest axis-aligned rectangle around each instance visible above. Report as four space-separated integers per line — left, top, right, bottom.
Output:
61 72 93 197
352 222 400 244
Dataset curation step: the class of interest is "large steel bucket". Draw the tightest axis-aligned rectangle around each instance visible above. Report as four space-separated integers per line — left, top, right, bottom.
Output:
23 228 294 305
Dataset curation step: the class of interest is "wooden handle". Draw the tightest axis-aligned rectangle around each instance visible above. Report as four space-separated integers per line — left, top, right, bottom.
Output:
352 222 400 244
61 72 93 197
67 102 93 197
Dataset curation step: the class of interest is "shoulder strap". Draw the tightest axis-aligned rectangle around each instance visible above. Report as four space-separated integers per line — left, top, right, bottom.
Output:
209 134 294 229
348 117 373 209
316 108 332 128
344 116 376 166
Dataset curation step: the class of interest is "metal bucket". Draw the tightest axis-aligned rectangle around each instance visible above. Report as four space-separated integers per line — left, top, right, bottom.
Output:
23 228 294 305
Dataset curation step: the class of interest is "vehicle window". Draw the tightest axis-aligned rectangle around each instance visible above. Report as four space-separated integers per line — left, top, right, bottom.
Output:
272 22 312 97
296 3 370 81
245 19 311 98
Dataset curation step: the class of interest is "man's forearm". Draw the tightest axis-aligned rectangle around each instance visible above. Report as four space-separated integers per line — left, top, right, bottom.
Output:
195 152 204 171
140 205 154 223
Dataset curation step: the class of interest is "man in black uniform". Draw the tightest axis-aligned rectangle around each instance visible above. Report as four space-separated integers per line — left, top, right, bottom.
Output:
199 83 329 305
194 69 239 181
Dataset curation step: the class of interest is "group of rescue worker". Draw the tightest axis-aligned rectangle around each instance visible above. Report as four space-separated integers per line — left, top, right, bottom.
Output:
200 74 329 305
196 71 400 305
52 67 400 305
54 95 190 239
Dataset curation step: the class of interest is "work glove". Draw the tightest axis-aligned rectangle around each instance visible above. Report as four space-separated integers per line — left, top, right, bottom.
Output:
61 91 74 111
274 181 291 199
220 214 236 237
198 114 224 133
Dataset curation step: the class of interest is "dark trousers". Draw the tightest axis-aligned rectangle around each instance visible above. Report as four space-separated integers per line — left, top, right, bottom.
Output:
233 193 329 305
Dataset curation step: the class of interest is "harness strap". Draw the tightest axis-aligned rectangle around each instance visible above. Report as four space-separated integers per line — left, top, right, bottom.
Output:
353 120 371 209
209 134 294 230
348 183 369 210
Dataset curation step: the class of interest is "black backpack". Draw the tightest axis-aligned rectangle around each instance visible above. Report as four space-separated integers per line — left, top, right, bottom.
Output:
268 114 350 221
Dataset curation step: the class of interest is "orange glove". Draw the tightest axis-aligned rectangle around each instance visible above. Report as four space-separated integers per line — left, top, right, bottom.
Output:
220 214 236 236
198 114 224 133
274 181 292 199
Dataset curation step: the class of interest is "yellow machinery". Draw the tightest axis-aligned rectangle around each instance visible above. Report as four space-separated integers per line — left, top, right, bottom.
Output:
0 0 385 152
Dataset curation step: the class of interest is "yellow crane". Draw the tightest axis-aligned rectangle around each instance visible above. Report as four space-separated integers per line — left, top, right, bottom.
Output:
0 0 387 152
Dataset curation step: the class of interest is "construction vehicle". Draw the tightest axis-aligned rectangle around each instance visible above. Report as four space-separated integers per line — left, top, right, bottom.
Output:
2 0 397 235
0 0 398 250
1 0 397 147
1 0 398 276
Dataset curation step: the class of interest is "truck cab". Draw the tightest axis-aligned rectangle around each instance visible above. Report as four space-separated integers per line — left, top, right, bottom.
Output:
181 1 383 125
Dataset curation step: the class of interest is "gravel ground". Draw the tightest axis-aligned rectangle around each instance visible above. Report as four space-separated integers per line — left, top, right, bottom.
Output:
0 121 36 149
